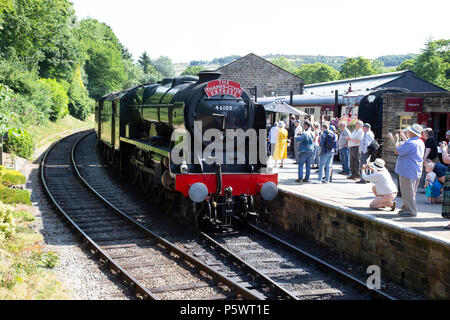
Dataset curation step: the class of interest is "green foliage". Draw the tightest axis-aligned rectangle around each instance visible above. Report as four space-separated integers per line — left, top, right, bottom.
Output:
38 79 69 121
12 210 35 222
413 39 450 90
376 54 418 67
4 127 34 159
0 166 26 186
0 249 59 289
0 185 31 205
270 57 297 73
396 59 416 71
138 51 153 74
67 66 94 121
77 18 128 98
371 60 386 74
0 202 15 239
339 57 376 79
0 0 80 79
152 56 175 78
0 84 15 113
294 63 340 84
181 65 204 76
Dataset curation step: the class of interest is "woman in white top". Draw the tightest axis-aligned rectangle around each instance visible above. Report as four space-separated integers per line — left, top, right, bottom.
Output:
362 158 398 211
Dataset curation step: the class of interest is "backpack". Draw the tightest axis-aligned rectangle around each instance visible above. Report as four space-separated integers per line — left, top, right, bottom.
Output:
323 130 335 152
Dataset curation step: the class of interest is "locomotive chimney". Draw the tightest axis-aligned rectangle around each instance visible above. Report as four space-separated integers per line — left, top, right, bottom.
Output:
197 71 222 83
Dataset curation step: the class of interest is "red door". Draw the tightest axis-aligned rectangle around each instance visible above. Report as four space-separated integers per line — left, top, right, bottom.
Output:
417 112 429 127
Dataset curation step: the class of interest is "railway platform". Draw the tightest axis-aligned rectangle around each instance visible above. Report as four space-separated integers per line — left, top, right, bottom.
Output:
276 159 450 241
269 158 450 299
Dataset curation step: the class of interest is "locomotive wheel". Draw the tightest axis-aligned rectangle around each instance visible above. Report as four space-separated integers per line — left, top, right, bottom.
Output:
129 161 139 185
150 183 164 205
139 171 152 194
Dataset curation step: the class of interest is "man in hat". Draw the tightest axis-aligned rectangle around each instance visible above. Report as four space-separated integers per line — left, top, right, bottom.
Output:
389 124 425 217
346 120 364 180
362 159 397 211
356 123 375 184
293 120 302 163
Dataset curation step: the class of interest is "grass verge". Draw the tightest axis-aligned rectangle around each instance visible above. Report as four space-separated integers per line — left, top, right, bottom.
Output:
28 114 94 156
0 167 70 299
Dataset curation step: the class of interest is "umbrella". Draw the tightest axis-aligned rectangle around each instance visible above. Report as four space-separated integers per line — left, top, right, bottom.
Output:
263 100 306 116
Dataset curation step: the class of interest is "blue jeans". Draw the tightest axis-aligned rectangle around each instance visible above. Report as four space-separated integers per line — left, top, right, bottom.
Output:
338 147 350 173
312 145 319 165
318 151 334 182
298 151 314 180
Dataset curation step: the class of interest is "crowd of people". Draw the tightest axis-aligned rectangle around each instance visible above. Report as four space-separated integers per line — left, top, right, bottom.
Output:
267 116 450 230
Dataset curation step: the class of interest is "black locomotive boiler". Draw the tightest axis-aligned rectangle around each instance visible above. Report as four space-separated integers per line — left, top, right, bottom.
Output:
95 71 278 229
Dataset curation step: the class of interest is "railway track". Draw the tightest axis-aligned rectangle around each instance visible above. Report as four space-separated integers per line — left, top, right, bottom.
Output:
71 131 396 301
41 130 262 300
196 222 396 300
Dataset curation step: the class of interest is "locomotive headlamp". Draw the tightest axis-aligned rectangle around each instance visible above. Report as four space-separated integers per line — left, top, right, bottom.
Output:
189 183 209 203
180 160 189 174
260 181 278 201
368 95 376 103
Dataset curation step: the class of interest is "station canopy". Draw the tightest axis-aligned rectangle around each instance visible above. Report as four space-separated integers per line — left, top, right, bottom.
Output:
263 100 306 115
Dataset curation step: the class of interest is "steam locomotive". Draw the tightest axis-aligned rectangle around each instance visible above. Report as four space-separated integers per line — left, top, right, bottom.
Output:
95 71 278 229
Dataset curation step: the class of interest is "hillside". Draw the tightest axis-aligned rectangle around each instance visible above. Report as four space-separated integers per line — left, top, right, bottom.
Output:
175 53 419 76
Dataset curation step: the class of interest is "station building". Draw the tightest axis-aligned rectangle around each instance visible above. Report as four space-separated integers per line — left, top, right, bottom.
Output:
381 91 450 170
299 70 446 122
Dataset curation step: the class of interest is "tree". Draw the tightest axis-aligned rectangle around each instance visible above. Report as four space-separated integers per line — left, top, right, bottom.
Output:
181 65 204 76
339 57 376 79
294 63 340 84
67 66 93 121
371 60 386 74
77 18 127 98
396 59 416 72
152 56 175 77
138 51 153 74
413 39 450 90
270 57 297 73
38 78 69 121
0 0 13 30
0 0 80 80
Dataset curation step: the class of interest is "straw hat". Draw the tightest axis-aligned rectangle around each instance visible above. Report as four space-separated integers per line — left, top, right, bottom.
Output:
369 158 386 171
406 124 423 136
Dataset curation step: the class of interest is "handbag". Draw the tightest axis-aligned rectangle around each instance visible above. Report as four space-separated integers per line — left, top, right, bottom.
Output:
367 139 380 155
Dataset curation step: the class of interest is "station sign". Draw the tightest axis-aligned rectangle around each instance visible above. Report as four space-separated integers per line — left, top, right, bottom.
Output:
205 80 243 99
405 97 423 112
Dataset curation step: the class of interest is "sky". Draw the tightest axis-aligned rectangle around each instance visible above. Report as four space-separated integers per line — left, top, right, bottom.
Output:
70 0 450 63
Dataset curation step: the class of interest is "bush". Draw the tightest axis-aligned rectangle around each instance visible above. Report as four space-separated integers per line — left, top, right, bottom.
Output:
38 78 69 121
4 127 34 159
0 84 15 114
0 202 15 239
0 165 26 186
0 185 31 205
67 66 94 121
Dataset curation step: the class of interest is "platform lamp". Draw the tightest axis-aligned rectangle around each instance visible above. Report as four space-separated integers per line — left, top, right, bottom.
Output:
343 84 359 119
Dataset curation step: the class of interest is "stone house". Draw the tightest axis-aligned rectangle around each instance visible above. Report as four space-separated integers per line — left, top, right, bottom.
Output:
216 53 304 98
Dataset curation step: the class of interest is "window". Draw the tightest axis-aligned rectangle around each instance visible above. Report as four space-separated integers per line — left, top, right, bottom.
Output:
399 116 412 130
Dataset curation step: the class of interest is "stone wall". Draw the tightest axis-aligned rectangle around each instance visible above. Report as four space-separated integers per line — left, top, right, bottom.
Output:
380 92 450 171
266 187 450 299
217 53 304 98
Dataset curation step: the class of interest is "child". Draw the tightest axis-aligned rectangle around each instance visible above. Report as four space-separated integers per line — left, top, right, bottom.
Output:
424 163 441 204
